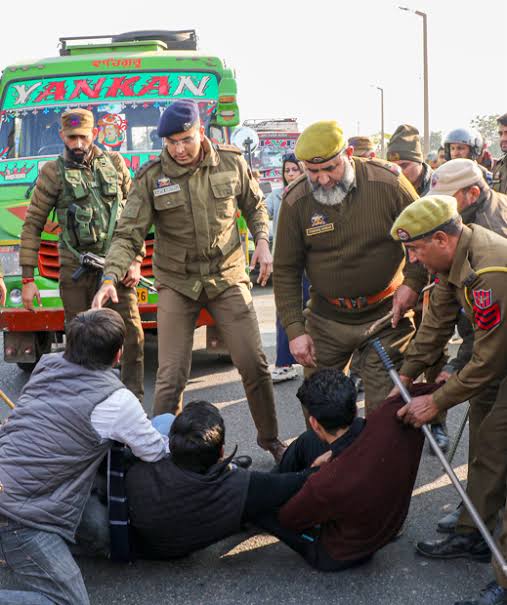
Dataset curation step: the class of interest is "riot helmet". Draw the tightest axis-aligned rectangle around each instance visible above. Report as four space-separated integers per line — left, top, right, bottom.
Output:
443 128 483 161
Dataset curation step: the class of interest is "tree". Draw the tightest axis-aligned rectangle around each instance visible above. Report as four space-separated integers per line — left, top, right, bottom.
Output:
470 114 500 157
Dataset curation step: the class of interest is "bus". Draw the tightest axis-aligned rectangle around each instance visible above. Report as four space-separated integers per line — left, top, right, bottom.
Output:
0 30 241 368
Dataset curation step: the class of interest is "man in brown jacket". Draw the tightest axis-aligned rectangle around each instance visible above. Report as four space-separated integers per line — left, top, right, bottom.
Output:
391 196 507 582
92 99 285 462
273 120 426 413
19 108 145 400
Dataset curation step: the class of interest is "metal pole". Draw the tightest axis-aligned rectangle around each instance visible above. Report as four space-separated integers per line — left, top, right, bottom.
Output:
372 338 507 577
416 10 430 157
377 86 385 159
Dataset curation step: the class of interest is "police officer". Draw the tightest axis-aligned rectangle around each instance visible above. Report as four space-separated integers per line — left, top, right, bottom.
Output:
92 100 286 462
20 108 145 400
348 136 376 158
387 125 433 196
443 127 493 185
391 196 507 568
493 113 507 195
273 120 427 414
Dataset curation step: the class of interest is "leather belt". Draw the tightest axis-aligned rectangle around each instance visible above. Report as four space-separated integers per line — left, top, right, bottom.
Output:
327 274 403 310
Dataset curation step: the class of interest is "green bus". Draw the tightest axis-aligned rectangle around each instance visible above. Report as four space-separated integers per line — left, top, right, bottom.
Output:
0 30 241 368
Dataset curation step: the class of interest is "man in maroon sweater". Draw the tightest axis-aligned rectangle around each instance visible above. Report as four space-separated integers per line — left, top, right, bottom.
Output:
259 369 428 571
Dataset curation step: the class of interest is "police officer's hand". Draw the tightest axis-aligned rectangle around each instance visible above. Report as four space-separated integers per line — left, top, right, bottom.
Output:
388 374 413 398
392 285 418 328
289 334 316 368
92 284 118 308
436 370 452 383
0 278 6 306
122 260 141 288
250 238 272 287
397 394 439 428
22 282 41 311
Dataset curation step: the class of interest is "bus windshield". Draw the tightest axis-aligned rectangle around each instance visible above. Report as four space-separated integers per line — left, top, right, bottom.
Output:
0 71 225 159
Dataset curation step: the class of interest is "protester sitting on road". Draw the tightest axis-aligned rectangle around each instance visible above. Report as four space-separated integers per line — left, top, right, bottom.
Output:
126 400 311 560
0 308 169 605
266 152 308 384
257 368 429 571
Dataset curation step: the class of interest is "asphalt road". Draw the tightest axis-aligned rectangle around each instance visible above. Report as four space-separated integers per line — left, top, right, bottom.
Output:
0 286 493 605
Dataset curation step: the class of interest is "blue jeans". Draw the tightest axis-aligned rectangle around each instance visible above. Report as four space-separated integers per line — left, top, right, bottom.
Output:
0 515 89 605
275 276 310 367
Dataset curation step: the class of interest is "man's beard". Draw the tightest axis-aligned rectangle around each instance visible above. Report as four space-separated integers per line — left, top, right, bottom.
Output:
308 159 355 206
65 144 91 165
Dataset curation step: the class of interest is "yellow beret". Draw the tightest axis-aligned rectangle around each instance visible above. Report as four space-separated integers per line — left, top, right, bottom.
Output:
61 108 94 135
295 120 345 163
391 195 459 242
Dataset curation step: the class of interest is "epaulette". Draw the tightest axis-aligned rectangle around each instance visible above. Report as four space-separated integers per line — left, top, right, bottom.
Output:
367 157 402 176
214 143 242 155
135 157 161 179
463 271 478 287
282 174 310 207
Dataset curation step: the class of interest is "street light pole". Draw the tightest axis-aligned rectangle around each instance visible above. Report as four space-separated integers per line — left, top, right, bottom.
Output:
377 86 385 158
399 7 430 156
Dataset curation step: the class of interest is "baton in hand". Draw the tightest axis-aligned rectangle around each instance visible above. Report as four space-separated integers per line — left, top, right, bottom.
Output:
372 338 507 577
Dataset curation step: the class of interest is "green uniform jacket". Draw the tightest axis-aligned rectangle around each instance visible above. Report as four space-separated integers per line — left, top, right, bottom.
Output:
20 145 133 278
273 157 426 339
492 155 507 195
103 138 269 300
400 224 507 410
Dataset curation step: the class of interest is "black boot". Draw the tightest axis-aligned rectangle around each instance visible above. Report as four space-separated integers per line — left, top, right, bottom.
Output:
416 531 491 562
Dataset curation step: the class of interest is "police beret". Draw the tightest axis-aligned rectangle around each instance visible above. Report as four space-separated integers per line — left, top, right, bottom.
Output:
387 124 423 163
429 158 484 196
157 100 200 138
61 108 94 135
391 195 459 242
295 120 345 163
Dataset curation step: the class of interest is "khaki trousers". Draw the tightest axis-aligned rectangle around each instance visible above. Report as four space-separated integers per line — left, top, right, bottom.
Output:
304 308 415 414
59 270 145 401
457 376 507 534
153 284 279 441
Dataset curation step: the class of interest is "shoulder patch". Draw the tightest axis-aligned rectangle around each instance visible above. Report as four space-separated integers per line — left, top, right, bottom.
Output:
135 157 161 179
282 174 310 207
367 157 402 176
215 143 242 155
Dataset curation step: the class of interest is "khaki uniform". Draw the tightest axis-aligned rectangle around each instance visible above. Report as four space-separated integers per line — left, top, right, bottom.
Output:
274 157 426 413
492 155 507 194
103 139 279 441
400 224 507 537
20 145 145 400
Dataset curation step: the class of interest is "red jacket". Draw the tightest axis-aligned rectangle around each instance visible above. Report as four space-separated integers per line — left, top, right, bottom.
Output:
278 387 432 561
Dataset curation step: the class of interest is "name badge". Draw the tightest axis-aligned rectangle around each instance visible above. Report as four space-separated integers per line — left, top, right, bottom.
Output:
153 184 181 196
306 223 335 236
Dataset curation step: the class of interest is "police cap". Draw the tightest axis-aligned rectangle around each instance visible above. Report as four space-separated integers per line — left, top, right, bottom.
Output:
391 195 459 242
295 120 346 163
157 100 200 138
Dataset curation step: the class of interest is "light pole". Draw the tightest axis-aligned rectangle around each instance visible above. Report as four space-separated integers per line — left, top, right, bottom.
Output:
399 6 430 156
372 85 385 158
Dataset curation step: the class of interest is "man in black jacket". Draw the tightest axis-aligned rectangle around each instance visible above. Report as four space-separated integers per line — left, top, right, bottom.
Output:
126 401 309 559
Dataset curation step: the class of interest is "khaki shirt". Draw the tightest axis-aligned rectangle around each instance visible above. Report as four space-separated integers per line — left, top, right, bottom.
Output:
273 157 426 338
492 155 507 195
400 224 507 410
20 145 132 277
104 138 269 300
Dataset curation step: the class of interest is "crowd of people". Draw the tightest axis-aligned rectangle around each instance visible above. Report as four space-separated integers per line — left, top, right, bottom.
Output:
0 101 506 605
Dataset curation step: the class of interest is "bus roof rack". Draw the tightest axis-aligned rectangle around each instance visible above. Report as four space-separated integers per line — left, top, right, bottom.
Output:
59 30 198 55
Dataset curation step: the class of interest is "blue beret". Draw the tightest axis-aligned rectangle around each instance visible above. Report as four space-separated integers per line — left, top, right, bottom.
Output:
157 100 200 138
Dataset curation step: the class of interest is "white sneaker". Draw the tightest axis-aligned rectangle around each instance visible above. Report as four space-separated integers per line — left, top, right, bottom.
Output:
271 366 298 383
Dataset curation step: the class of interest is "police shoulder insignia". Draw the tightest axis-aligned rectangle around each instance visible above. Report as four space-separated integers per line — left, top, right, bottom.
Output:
215 143 242 155
135 157 161 179
472 288 501 330
367 157 402 176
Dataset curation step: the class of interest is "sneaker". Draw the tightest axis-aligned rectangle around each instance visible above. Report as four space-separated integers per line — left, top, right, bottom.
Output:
271 366 298 383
